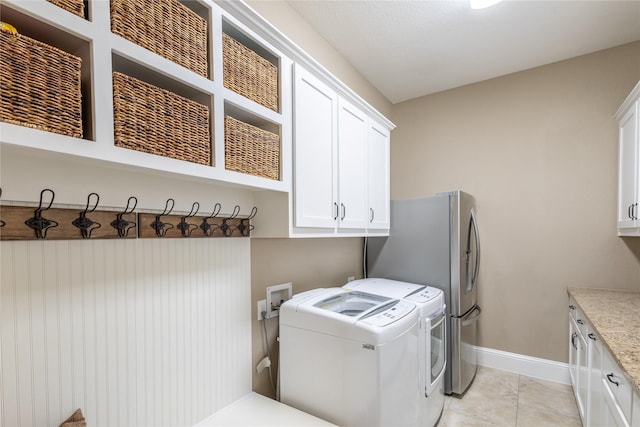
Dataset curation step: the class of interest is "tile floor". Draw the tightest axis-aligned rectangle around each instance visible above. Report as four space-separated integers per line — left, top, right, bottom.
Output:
438 366 582 427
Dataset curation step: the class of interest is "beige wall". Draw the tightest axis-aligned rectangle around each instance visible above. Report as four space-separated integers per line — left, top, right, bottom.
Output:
390 42 640 362
246 1 391 397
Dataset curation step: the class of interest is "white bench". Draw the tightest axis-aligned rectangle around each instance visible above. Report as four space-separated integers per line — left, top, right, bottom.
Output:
195 393 336 426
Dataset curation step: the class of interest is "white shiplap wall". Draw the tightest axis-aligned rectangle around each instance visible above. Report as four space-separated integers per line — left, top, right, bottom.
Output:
1 238 252 427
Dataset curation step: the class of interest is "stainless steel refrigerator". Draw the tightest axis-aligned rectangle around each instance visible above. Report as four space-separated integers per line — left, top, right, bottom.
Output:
366 190 481 395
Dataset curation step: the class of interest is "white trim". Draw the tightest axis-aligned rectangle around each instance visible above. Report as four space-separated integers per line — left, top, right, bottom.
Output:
476 346 571 385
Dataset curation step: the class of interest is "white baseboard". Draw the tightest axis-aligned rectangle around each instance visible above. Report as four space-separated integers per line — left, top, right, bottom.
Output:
475 346 571 385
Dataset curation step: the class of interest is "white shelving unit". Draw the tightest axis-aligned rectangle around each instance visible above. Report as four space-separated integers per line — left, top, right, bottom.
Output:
0 0 292 209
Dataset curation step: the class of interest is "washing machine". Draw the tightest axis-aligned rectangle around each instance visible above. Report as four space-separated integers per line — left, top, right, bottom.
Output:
344 278 446 427
279 287 420 427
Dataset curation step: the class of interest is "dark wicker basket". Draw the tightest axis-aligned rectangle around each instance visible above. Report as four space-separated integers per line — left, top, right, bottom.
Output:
113 72 211 166
224 116 279 180
110 0 208 77
223 33 278 111
0 27 82 138
47 0 85 18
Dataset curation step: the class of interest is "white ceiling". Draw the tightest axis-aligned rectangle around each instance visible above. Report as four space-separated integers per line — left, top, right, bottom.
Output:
285 0 640 104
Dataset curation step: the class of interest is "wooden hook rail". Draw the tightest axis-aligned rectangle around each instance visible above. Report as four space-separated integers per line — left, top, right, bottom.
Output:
0 191 256 241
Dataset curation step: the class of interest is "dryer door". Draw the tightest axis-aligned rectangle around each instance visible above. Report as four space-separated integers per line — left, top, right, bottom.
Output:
426 308 446 396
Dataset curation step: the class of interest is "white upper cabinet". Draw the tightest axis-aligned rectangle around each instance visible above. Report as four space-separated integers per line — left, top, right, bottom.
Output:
368 122 391 230
293 65 338 229
277 63 393 237
337 98 368 230
616 81 640 236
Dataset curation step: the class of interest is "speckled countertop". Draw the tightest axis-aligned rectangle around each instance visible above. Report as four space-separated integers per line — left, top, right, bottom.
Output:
568 287 640 395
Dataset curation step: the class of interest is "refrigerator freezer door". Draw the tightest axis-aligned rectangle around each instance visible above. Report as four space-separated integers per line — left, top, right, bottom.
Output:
450 305 481 395
367 196 451 308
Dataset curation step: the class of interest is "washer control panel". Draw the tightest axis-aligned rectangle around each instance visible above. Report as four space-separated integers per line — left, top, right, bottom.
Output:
361 300 416 327
406 286 442 303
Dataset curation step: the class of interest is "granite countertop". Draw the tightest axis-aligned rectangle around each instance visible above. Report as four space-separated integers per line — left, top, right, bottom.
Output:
568 287 640 395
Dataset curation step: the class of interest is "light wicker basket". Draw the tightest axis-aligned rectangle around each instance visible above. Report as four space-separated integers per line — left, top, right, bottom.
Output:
113 72 211 166
47 0 85 18
110 0 208 77
0 27 83 138
224 116 280 180
223 33 278 112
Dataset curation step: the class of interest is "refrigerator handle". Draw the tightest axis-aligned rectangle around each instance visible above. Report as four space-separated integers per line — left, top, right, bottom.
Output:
461 305 481 326
470 208 481 291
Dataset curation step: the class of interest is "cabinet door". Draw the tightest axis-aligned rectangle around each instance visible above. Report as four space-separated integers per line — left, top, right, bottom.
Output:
337 98 368 229
577 330 588 422
602 379 631 427
367 122 390 230
570 317 579 389
618 101 639 229
293 64 338 228
587 331 603 427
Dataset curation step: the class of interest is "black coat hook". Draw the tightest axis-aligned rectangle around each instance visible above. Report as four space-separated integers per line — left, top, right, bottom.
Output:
151 198 175 237
199 202 221 237
237 206 257 237
110 196 137 238
25 188 58 239
72 192 102 239
221 205 241 237
177 201 200 237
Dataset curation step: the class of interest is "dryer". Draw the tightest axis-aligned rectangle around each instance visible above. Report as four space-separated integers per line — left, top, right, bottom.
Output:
279 287 419 427
344 278 446 427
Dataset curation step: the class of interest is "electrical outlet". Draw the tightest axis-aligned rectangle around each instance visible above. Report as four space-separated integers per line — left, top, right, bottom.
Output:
347 276 355 282
257 299 266 320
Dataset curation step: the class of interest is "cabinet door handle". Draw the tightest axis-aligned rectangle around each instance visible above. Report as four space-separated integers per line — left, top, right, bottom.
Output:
571 332 577 350
576 319 584 325
333 202 338 220
606 373 620 387
629 204 634 219
588 333 596 341
569 305 575 310
340 203 346 220
369 208 374 223
634 203 639 220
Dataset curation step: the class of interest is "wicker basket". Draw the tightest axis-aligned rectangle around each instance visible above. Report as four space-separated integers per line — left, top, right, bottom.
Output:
47 0 85 18
113 72 211 165
0 27 83 138
224 116 280 180
223 33 278 112
110 0 208 77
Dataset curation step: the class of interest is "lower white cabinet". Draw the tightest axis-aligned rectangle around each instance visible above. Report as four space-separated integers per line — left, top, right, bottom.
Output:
569 297 639 427
569 300 588 423
602 349 634 426
587 329 603 427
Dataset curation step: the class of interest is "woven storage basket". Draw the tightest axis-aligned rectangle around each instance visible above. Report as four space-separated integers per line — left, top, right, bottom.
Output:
0 27 82 138
224 116 279 180
113 72 211 166
47 0 85 18
110 0 208 77
223 33 278 112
